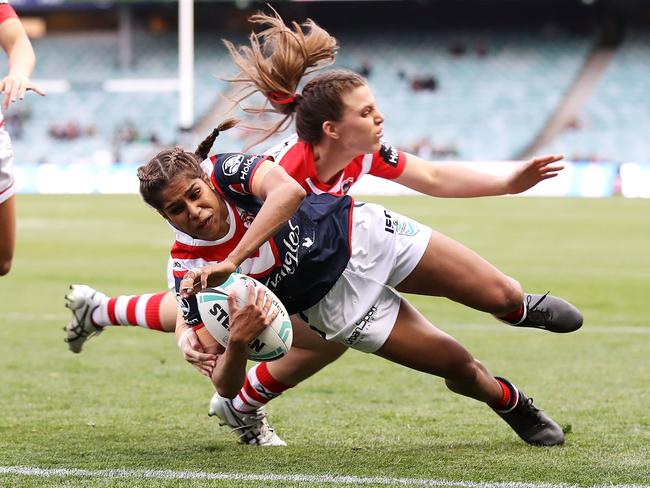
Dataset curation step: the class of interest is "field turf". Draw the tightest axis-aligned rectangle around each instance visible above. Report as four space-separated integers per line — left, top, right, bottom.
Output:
0 194 648 487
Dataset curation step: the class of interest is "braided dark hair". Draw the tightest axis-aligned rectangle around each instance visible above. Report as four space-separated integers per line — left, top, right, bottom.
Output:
138 118 238 211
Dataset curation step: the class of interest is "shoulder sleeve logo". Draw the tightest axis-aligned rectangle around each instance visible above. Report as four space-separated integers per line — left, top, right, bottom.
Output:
222 154 246 176
379 143 399 168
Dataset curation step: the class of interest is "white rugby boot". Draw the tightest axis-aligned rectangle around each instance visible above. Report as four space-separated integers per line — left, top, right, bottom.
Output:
64 284 107 353
208 392 287 446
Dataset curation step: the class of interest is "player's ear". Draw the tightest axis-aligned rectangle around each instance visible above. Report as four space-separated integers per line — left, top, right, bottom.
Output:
322 120 340 140
204 175 215 190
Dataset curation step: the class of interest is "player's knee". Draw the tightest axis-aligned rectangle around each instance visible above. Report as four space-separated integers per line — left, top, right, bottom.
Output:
490 277 523 315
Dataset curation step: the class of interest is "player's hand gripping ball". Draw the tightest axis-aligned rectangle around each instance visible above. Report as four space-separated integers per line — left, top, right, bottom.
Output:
195 274 292 361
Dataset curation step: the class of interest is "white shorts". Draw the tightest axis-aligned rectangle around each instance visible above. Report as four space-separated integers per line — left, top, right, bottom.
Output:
303 202 431 353
0 125 15 205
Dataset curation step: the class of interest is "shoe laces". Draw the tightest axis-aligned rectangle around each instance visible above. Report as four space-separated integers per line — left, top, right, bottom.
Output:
526 292 552 327
220 410 277 444
517 397 546 426
64 305 101 343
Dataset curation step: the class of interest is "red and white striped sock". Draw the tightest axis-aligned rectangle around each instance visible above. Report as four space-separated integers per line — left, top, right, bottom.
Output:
91 293 167 330
231 362 293 414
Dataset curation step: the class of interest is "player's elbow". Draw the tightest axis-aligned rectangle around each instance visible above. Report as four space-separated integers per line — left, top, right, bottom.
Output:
0 259 12 276
287 181 306 205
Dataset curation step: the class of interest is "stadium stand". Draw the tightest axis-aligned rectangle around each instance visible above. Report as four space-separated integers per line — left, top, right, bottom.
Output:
539 28 650 163
3 26 594 165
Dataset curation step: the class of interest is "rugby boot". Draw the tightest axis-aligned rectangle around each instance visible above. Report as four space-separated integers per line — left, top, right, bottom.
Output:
493 377 565 446
508 293 583 333
64 284 106 353
209 392 287 446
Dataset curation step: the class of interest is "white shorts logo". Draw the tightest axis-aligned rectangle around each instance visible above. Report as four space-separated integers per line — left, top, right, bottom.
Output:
222 154 245 176
394 218 419 237
345 305 378 346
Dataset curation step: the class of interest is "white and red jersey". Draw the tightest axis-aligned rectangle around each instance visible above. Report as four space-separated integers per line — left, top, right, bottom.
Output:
263 134 407 195
172 153 353 323
171 136 405 319
0 0 18 127
0 1 17 24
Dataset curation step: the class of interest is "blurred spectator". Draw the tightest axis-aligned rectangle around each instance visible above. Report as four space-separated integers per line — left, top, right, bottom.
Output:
115 119 139 143
448 40 467 57
409 137 459 160
358 59 372 78
475 41 489 58
48 121 97 140
410 74 438 92
5 105 29 140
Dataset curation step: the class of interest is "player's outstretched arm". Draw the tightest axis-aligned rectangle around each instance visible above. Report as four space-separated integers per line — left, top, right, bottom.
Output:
211 287 278 398
0 17 45 110
394 153 564 198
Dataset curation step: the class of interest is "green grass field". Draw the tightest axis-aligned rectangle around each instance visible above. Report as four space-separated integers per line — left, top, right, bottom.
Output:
1 195 649 487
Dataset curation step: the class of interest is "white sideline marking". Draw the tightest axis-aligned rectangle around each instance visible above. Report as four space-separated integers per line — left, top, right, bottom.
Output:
0 312 648 334
0 467 647 488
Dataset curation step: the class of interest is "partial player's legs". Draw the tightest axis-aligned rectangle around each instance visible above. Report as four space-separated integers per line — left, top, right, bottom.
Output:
396 229 582 333
0 194 16 276
267 317 347 385
209 318 347 445
375 298 564 446
64 287 177 352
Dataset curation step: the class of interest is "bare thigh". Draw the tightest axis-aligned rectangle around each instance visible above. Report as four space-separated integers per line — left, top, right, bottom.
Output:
267 315 347 386
0 195 16 276
397 229 522 315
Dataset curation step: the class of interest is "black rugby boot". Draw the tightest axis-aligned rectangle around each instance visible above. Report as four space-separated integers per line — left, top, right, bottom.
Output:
512 293 583 333
493 377 565 446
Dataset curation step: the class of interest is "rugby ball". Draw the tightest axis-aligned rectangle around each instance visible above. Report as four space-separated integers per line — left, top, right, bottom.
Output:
196 274 292 362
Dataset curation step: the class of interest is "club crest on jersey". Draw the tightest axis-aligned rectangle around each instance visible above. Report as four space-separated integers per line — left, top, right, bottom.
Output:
222 154 246 176
341 177 354 194
237 208 255 228
379 142 399 168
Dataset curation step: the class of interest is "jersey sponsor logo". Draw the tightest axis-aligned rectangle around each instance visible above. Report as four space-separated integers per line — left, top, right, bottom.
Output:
383 209 395 234
239 155 257 181
267 218 301 289
345 305 378 345
379 142 399 168
222 154 245 176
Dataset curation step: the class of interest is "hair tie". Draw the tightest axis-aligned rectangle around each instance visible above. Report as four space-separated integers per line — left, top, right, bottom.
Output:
267 91 299 105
